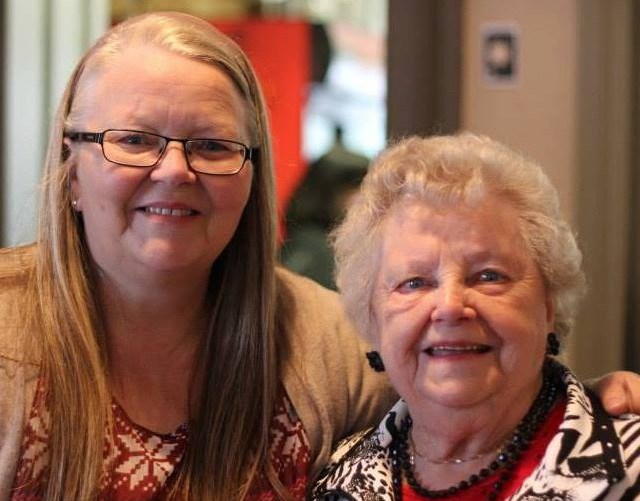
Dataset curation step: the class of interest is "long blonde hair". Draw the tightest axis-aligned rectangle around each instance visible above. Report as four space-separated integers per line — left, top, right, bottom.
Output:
27 12 280 499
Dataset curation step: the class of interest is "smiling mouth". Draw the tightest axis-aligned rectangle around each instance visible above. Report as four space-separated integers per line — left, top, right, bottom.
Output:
143 207 197 217
425 345 492 356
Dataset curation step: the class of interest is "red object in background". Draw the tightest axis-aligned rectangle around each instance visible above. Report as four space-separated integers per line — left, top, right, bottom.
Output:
213 19 310 236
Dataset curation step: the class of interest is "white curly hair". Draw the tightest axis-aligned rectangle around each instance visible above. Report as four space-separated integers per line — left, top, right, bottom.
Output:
332 133 586 343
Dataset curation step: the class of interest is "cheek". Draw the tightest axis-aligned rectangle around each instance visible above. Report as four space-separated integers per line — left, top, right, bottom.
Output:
205 167 253 213
489 305 548 361
73 152 140 208
378 322 422 400
376 303 428 369
75 172 146 236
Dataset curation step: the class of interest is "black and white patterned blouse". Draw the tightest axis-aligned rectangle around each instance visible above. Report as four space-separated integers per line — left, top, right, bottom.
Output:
311 363 640 500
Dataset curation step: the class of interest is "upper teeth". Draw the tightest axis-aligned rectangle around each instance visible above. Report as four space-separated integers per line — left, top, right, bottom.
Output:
430 345 487 352
145 207 194 216
432 345 482 350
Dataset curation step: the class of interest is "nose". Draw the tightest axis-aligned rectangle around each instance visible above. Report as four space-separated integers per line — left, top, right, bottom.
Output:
430 281 475 322
149 141 197 185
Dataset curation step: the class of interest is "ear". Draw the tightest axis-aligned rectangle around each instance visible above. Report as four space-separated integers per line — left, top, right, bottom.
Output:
64 138 82 210
545 293 556 331
366 307 381 350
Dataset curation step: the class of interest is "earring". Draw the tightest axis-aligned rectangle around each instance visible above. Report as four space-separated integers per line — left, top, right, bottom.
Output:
546 332 560 356
71 199 78 209
366 351 385 372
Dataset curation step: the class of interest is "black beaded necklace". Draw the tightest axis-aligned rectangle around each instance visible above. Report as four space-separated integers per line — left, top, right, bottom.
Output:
390 360 561 500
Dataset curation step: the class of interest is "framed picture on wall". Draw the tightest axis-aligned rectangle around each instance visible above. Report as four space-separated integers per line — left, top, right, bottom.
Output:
481 22 520 87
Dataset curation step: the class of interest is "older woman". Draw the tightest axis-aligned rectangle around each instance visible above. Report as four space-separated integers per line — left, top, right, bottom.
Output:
0 12 396 500
312 134 640 500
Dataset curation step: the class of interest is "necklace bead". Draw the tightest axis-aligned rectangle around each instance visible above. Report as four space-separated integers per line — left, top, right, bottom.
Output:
392 359 562 500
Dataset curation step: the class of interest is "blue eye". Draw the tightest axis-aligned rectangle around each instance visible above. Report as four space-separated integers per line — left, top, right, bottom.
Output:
477 269 505 282
107 131 159 148
199 140 229 152
121 134 146 145
399 277 427 291
407 278 424 288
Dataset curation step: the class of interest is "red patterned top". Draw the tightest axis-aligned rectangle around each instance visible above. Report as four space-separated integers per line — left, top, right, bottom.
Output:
11 380 310 500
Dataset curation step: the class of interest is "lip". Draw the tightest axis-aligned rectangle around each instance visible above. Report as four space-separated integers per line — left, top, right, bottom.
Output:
136 201 200 217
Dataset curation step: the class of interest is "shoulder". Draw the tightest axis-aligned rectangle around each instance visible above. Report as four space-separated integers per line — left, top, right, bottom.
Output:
311 400 408 500
275 266 352 349
609 415 640 498
0 244 35 281
311 427 392 500
514 362 640 499
0 245 36 362
276 266 342 309
275 266 359 407
276 267 397 473
560 370 640 497
0 247 39 475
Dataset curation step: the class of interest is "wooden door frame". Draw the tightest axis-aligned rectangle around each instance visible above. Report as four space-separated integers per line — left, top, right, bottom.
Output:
387 0 462 139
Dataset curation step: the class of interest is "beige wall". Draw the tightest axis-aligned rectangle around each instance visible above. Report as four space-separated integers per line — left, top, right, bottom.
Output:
462 0 578 221
461 0 634 378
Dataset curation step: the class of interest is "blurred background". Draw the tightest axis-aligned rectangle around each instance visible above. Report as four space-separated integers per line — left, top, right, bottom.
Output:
1 0 639 379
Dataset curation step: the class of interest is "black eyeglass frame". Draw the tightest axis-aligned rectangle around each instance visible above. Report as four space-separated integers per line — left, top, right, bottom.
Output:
63 129 258 176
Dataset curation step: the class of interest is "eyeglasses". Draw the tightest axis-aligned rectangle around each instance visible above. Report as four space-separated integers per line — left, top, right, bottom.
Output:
64 129 257 175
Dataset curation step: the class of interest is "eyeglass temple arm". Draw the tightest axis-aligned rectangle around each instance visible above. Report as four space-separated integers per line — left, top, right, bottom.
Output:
64 131 104 144
247 147 259 162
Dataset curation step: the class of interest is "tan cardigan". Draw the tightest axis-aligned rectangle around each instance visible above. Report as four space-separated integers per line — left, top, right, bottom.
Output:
0 246 396 498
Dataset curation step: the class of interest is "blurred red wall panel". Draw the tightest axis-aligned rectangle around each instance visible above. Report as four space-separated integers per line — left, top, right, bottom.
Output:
213 19 310 232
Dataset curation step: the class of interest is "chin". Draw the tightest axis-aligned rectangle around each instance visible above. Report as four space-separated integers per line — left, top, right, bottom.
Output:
135 243 217 274
416 379 498 410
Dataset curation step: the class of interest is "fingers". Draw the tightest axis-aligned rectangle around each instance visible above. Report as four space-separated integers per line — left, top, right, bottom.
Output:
594 371 640 416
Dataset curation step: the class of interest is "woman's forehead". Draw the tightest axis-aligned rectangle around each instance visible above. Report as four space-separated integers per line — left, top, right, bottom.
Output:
379 197 528 257
78 46 234 97
69 47 248 133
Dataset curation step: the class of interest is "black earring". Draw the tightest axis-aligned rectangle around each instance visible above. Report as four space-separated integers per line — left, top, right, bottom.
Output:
546 332 560 356
366 351 385 372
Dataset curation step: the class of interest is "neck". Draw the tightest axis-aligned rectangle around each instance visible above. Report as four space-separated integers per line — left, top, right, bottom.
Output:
408 376 543 489
395 365 559 497
100 266 210 341
98 270 210 432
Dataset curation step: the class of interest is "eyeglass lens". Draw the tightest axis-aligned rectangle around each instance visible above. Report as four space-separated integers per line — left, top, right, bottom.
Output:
102 130 247 174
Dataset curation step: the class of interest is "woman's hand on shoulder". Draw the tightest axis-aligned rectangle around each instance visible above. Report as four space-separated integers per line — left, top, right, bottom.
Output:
593 371 640 415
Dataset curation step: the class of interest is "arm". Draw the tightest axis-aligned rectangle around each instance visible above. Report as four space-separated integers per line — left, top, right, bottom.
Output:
592 371 640 415
276 268 397 476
